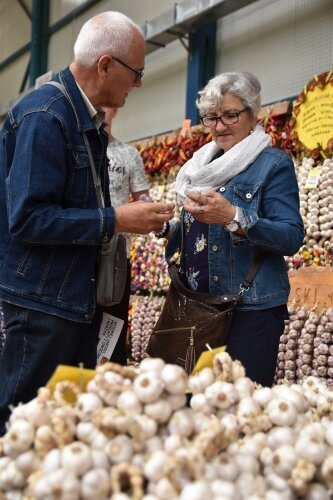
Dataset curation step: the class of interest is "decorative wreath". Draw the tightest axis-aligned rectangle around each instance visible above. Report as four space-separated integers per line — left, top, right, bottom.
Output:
284 70 333 161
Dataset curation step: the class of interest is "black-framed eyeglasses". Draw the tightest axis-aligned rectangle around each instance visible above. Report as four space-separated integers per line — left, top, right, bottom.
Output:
112 56 144 83
200 107 249 128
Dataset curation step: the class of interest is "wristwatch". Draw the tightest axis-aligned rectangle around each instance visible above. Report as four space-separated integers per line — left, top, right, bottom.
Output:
225 207 241 232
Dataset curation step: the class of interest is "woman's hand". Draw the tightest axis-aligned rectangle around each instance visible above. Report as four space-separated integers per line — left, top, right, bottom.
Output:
183 189 236 225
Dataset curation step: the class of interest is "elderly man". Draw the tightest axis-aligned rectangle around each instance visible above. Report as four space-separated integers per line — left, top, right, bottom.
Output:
0 11 174 434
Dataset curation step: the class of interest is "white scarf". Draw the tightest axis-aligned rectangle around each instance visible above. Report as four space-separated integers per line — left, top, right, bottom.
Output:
175 125 272 203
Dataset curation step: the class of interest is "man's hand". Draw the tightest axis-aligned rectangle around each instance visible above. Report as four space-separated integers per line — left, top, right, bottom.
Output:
114 201 175 234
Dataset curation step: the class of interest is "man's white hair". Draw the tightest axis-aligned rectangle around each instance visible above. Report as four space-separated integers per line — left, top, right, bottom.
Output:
73 11 143 67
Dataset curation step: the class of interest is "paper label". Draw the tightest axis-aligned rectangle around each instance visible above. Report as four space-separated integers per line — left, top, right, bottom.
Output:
97 312 124 364
305 168 322 189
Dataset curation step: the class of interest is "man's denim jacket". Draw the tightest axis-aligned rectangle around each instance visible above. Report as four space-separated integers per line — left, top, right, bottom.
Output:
166 147 304 310
0 67 115 322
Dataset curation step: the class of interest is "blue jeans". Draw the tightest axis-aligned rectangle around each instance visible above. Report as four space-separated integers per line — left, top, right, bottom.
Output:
0 302 102 435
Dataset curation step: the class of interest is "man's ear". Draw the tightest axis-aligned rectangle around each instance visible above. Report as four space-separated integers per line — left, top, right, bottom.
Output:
98 54 112 78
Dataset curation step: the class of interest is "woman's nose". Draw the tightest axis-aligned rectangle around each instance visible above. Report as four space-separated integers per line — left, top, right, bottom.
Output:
215 117 228 130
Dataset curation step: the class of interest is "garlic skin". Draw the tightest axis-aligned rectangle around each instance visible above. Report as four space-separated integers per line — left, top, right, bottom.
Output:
0 460 26 490
179 480 212 500
266 398 298 427
295 434 327 465
154 477 178 499
80 467 110 499
76 392 103 422
133 414 158 439
2 419 35 457
76 421 109 449
190 393 214 415
61 441 93 476
15 449 40 476
188 367 215 394
106 434 134 464
205 381 238 410
31 468 80 499
305 482 331 500
9 395 50 429
160 364 188 395
133 372 164 403
266 426 296 450
143 450 168 482
144 399 172 424
116 390 143 415
167 408 194 437
270 444 298 477
139 357 165 374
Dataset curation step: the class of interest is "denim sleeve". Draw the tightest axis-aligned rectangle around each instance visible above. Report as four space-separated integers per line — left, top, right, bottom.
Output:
5 113 115 245
231 155 304 256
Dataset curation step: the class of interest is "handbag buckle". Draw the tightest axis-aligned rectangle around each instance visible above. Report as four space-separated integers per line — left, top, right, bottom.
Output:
239 284 249 295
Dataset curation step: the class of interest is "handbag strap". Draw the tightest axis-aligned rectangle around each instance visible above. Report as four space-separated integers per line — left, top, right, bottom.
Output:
168 264 240 305
169 252 267 304
45 81 104 210
82 133 105 209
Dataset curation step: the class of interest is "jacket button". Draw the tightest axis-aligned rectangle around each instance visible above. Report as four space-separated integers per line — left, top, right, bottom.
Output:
212 245 218 251
84 314 91 321
246 193 252 199
213 275 219 282
219 187 226 192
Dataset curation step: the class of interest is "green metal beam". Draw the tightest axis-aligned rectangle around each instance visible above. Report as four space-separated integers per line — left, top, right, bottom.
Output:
0 43 30 72
29 0 50 86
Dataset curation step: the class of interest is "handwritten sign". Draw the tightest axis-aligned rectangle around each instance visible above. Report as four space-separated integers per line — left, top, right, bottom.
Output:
288 267 333 310
294 85 333 150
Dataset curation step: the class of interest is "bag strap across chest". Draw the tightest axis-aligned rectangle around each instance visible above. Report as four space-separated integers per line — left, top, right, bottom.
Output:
168 252 266 305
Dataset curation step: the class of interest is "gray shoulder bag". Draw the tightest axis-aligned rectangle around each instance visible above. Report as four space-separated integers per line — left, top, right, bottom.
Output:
46 81 127 307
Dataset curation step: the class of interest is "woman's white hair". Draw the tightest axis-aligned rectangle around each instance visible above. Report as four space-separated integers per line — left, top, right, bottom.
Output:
73 11 143 67
196 72 261 118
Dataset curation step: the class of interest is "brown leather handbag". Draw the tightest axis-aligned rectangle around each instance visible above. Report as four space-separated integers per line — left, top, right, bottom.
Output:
146 255 265 374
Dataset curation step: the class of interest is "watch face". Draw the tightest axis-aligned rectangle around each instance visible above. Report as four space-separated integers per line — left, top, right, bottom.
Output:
225 221 239 232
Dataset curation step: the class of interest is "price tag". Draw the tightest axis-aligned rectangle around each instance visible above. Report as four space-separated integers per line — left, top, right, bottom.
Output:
97 312 124 364
305 168 321 189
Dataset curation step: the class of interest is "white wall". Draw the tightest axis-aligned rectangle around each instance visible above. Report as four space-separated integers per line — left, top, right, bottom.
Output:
215 0 333 106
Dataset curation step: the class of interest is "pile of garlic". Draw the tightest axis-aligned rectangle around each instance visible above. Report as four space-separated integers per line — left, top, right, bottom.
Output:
129 295 165 362
0 352 332 499
296 157 333 247
275 305 333 386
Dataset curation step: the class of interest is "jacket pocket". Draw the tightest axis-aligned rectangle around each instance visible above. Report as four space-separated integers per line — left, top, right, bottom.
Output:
65 149 93 208
233 184 261 210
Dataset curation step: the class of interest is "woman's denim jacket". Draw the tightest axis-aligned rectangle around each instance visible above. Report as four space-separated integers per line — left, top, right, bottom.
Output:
166 147 304 310
0 67 115 323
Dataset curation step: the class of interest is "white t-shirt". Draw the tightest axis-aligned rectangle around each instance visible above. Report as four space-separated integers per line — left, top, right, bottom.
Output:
107 138 149 255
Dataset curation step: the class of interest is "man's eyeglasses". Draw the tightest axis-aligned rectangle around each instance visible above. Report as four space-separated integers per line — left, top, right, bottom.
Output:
200 107 249 128
112 56 144 83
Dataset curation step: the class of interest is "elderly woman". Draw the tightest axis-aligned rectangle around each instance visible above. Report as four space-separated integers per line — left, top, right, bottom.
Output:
165 71 304 386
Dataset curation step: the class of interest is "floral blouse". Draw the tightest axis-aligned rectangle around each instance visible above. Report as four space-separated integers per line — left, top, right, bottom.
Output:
180 211 210 292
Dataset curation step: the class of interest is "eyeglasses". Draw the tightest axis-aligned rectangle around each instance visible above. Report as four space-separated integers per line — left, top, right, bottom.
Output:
112 56 144 83
200 107 249 128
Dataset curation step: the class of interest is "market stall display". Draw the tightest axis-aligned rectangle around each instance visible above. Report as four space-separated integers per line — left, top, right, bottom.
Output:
0 352 332 498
